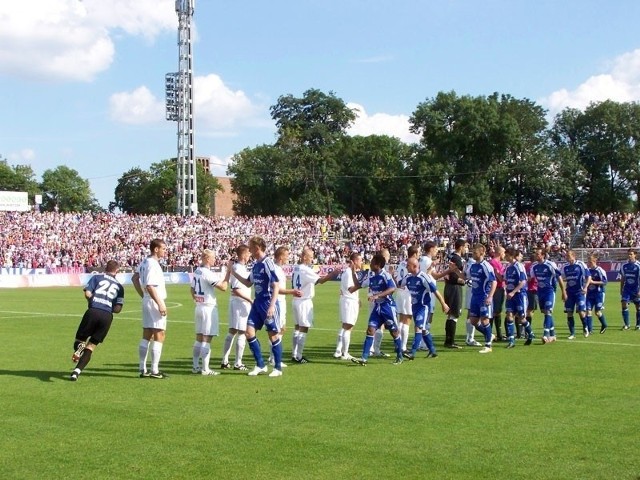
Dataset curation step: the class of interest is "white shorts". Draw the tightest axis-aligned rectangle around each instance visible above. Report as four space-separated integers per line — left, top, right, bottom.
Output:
464 286 472 310
339 297 359 326
194 304 219 336
142 297 167 330
396 288 412 315
229 297 250 331
293 298 314 328
277 297 287 329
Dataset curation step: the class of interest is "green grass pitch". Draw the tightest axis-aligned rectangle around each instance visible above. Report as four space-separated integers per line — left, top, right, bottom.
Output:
0 282 638 479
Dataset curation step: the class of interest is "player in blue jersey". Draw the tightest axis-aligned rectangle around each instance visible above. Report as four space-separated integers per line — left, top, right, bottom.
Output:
69 260 125 381
230 236 298 377
586 253 608 334
619 248 640 330
350 253 404 365
530 247 561 343
559 250 591 339
466 243 497 353
503 248 533 347
399 257 449 359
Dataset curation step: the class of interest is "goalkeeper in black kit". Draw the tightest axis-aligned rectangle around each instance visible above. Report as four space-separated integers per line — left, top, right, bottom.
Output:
69 260 125 381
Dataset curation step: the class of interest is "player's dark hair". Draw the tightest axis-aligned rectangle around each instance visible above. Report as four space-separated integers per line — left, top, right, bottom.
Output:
371 253 386 269
235 244 249 256
454 239 467 250
423 240 437 252
407 245 420 258
349 252 361 262
150 238 165 252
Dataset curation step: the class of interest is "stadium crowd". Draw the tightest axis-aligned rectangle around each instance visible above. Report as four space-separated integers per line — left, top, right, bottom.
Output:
581 212 640 249
0 211 586 271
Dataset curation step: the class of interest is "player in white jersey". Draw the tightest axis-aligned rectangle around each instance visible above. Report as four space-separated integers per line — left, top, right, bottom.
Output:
395 245 421 353
291 247 342 363
334 252 363 360
132 238 169 379
221 245 252 371
191 249 230 376
270 246 302 367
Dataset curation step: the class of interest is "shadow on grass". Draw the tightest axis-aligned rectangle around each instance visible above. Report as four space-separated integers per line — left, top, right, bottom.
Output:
0 369 132 382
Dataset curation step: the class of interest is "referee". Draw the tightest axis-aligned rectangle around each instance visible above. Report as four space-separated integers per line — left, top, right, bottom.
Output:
443 239 468 348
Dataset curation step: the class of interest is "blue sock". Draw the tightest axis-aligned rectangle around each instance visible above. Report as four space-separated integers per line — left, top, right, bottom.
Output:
622 309 630 327
362 335 374 360
523 320 533 337
636 310 640 327
599 313 607 328
585 315 593 332
567 316 575 335
271 338 283 370
393 336 403 359
506 320 515 340
248 337 265 368
423 332 435 354
411 334 422 355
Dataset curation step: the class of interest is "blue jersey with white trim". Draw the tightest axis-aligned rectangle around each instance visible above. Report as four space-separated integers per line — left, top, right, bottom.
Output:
361 269 396 305
561 261 590 295
530 260 561 293
469 260 496 299
620 260 640 292
249 256 279 300
587 266 607 294
84 273 125 313
399 272 437 308
505 261 527 294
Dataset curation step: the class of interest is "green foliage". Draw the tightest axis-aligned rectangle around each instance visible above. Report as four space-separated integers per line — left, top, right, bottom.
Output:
1 283 638 479
40 165 101 212
0 159 41 201
111 160 221 214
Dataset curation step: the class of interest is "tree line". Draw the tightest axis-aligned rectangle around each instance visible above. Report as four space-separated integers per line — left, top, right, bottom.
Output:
2 88 639 215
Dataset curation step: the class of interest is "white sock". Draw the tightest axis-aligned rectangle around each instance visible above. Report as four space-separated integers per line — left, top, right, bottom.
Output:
235 334 246 366
150 342 163 374
138 339 150 372
200 342 211 371
400 323 410 351
292 331 300 359
222 332 235 364
192 340 201 369
335 328 344 354
466 319 475 341
373 329 383 354
342 329 351 356
297 332 307 358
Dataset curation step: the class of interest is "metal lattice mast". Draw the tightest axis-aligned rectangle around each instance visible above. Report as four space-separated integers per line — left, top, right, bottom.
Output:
165 0 197 216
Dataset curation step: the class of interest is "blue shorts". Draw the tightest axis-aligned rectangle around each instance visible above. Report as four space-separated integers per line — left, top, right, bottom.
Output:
412 304 431 330
469 296 493 319
621 289 640 304
537 289 555 312
564 291 586 313
586 292 605 312
247 299 280 333
367 302 398 332
505 291 528 316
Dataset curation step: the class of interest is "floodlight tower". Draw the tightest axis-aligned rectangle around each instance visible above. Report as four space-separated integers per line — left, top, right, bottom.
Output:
165 0 197 216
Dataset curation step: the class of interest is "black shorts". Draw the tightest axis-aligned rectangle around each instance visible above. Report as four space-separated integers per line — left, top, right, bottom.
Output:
492 288 505 314
527 291 538 311
444 283 463 318
75 308 113 345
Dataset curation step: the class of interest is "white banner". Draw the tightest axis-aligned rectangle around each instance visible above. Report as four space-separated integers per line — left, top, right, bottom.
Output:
0 191 29 211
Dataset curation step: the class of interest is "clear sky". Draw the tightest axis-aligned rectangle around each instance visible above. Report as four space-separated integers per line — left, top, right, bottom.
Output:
1 0 639 208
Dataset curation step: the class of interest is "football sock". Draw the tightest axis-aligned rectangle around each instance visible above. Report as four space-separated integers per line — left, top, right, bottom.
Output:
362 335 374 359
506 320 515 340
598 313 607 328
76 348 93 371
297 332 307 358
523 320 533 337
400 323 410 351
585 315 593 332
200 342 211 371
342 329 351 356
138 339 150 373
567 316 575 336
373 329 383 353
247 336 265 368
150 342 163 374
392 335 403 359
271 338 283 370
222 333 235 364
622 309 630 327
335 328 344 354
192 340 201 369
636 310 640 327
465 319 475 342
423 331 435 354
235 334 246 366
410 333 422 355
291 331 300 359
